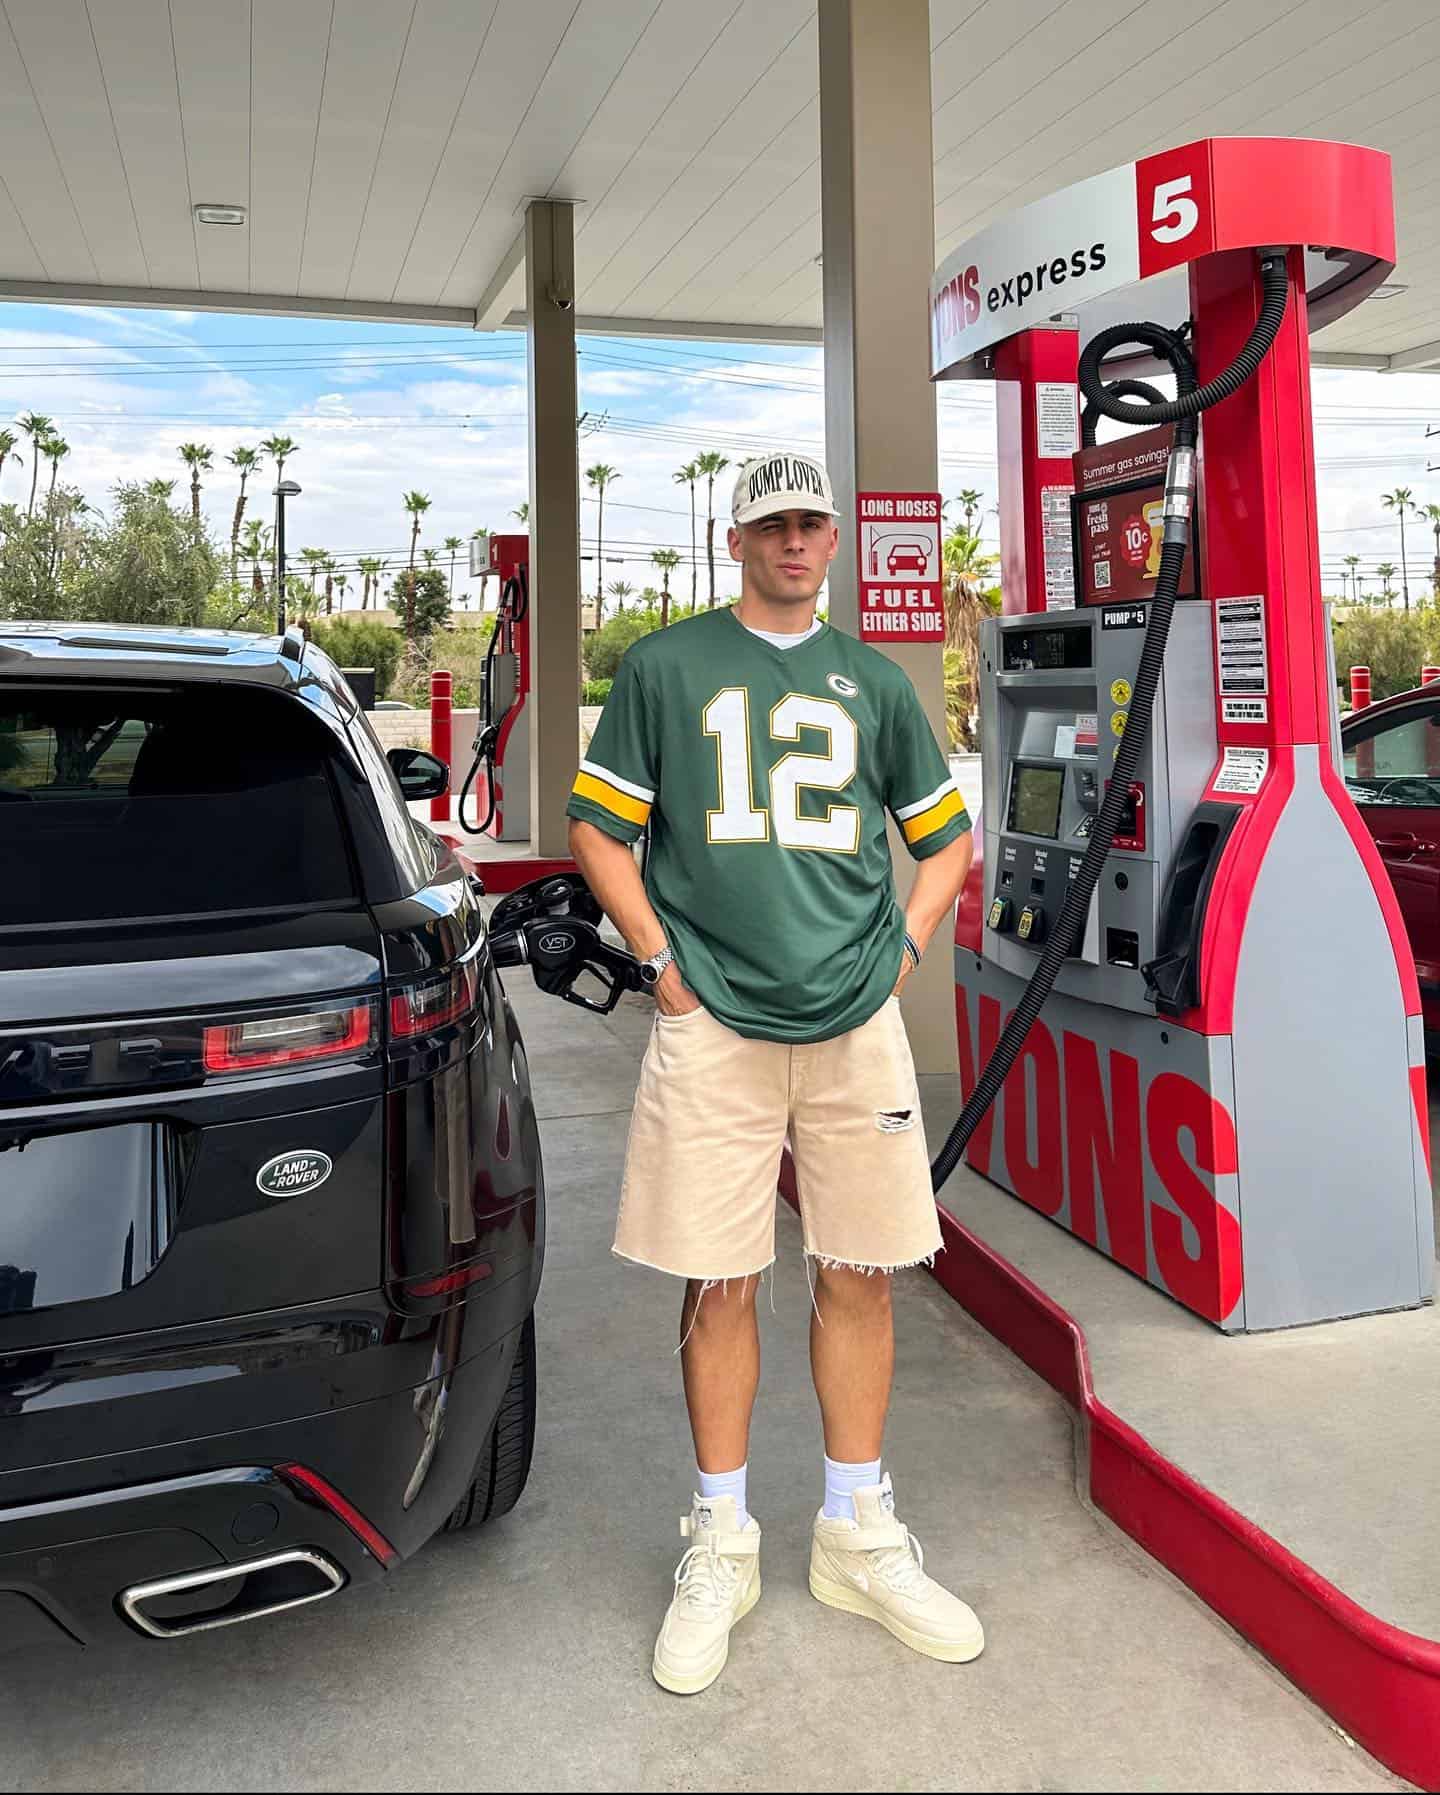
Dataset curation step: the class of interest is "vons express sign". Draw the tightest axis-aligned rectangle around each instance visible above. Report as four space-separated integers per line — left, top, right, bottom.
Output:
930 146 1219 377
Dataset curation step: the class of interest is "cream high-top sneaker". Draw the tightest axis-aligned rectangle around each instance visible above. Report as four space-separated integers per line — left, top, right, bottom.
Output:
809 1474 984 1663
652 1493 762 1695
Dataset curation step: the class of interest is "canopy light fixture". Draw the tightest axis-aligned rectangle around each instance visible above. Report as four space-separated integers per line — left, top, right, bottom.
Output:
194 203 247 227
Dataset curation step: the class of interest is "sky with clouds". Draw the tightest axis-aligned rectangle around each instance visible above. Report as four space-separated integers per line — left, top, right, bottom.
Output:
2 300 1439 613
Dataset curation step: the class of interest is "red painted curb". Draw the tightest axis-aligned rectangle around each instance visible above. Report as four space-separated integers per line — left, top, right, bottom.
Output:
782 1157 1440 1788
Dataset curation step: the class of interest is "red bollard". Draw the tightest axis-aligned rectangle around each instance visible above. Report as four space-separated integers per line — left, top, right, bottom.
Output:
430 669 452 823
1351 666 1374 781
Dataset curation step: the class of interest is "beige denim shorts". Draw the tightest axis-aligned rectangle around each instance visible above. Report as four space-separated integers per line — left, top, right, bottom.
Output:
613 997 944 1281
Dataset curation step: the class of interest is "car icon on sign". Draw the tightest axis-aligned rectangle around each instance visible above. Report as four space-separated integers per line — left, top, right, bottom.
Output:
886 542 929 576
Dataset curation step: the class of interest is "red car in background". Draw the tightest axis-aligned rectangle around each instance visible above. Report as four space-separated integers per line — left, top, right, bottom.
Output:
1342 684 1440 1048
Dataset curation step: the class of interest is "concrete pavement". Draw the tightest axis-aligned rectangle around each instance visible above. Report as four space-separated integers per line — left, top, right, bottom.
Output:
3 972 1403 1792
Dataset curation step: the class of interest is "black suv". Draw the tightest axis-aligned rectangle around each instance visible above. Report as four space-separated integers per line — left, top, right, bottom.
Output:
0 624 543 1645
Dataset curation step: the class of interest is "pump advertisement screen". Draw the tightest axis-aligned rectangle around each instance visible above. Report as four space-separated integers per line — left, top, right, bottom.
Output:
1008 764 1065 840
1072 424 1197 605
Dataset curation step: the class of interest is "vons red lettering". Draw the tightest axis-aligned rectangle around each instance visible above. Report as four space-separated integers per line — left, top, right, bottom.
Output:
954 991 1244 1323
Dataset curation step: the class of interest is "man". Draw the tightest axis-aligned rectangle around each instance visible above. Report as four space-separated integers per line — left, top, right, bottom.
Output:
566 451 980 1696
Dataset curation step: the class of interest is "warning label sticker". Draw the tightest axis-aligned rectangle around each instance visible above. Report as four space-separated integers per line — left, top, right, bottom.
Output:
1214 746 1269 795
1041 484 1075 610
1221 696 1269 725
1216 596 1268 696
1036 383 1079 459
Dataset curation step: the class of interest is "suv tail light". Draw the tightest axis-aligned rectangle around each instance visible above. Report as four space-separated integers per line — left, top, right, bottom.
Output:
388 961 479 1039
203 1001 373 1073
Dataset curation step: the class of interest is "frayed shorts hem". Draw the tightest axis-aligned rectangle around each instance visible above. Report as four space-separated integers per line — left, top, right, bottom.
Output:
610 1244 776 1282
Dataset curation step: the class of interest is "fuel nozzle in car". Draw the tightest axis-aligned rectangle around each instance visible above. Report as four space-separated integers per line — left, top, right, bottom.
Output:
490 915 642 1016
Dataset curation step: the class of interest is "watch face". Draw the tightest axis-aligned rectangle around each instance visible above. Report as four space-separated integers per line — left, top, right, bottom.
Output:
639 962 660 986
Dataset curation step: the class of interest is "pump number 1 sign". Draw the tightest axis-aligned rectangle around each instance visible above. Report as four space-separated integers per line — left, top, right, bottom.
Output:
857 491 943 642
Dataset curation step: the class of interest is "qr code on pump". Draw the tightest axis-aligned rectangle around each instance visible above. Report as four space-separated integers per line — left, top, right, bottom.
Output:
1093 560 1112 590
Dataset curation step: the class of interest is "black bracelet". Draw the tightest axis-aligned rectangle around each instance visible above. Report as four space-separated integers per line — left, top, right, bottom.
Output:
903 931 921 968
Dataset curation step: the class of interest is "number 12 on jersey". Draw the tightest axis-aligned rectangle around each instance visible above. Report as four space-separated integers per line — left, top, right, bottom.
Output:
702 687 860 853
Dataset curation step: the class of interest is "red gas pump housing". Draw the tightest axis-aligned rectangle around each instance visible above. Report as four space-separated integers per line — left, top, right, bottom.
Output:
478 533 530 842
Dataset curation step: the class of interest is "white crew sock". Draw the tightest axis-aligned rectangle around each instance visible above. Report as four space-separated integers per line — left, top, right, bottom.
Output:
696 1463 749 1529
824 1454 883 1521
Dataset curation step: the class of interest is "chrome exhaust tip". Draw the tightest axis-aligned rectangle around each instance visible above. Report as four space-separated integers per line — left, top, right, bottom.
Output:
119 1548 345 1639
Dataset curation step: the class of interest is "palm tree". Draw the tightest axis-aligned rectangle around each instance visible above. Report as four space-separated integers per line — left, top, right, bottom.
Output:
17 412 53 517
695 451 730 606
674 461 700 611
322 556 337 615
41 436 69 509
608 579 635 615
1382 488 1416 610
403 491 431 570
651 547 680 629
1342 554 1361 604
1423 505 1440 603
239 518 271 607
260 433 298 483
399 491 432 638
0 429 19 499
422 546 439 571
943 526 999 749
1376 561 1398 605
443 534 463 601
226 446 261 588
178 442 212 526
585 464 620 609
260 436 298 590
334 569 348 610
512 501 529 525
299 547 327 598
358 556 383 610
955 488 983 534
144 477 176 501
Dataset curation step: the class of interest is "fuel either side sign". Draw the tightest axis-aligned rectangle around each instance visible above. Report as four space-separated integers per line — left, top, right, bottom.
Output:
857 491 943 642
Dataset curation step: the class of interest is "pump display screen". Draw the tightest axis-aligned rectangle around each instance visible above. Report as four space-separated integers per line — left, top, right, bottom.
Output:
1001 627 1093 672
1008 764 1065 840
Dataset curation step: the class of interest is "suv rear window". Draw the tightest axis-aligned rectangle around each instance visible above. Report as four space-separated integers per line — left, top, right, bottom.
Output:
1 685 358 926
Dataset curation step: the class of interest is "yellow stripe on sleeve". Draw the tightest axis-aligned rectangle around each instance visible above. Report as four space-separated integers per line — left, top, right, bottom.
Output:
901 787 966 845
571 770 652 827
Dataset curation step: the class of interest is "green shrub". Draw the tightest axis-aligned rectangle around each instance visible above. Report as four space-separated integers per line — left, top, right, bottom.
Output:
1332 607 1435 703
310 617 403 698
581 678 613 705
585 607 663 681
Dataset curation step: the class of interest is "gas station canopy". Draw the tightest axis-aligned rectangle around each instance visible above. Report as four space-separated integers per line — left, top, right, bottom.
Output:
0 0 1437 368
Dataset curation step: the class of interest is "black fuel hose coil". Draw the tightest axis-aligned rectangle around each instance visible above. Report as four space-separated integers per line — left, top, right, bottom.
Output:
930 253 1290 1194
1079 379 1166 448
457 565 529 835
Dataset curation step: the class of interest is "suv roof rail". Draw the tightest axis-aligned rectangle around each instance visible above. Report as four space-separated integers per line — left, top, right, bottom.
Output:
279 627 306 666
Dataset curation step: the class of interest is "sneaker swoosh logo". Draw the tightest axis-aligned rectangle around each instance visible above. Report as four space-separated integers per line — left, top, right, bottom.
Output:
841 1563 869 1594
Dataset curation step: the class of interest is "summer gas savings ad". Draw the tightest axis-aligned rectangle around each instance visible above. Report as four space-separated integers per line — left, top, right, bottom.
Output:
857 492 943 642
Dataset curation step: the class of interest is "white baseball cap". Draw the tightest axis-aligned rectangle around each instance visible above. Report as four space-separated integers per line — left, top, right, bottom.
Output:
731 452 840 526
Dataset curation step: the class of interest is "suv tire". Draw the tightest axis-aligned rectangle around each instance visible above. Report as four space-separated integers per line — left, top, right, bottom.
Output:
443 1310 537 1532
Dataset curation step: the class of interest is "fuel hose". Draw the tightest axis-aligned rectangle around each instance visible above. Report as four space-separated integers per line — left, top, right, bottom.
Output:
930 251 1290 1193
457 565 528 836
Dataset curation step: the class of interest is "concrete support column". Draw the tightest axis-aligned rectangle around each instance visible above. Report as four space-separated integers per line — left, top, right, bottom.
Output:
819 0 955 1075
525 200 582 857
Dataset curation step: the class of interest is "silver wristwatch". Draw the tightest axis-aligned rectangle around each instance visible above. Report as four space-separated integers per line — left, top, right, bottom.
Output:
638 944 675 988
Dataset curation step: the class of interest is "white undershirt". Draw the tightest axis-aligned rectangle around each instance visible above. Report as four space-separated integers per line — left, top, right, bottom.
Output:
743 618 824 651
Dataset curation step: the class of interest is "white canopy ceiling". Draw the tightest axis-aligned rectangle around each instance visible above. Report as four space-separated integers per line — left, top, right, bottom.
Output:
0 0 1436 366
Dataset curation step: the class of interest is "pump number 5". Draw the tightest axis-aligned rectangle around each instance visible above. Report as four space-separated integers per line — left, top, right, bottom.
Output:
1151 176 1199 244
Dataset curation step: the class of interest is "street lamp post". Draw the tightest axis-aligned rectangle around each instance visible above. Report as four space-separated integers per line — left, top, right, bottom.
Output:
273 480 302 633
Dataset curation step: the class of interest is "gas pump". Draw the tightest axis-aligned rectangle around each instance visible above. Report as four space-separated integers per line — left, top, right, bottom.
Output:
458 532 529 841
933 137 1433 1332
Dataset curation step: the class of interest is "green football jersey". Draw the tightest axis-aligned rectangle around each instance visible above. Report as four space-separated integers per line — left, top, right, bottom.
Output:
567 606 971 1043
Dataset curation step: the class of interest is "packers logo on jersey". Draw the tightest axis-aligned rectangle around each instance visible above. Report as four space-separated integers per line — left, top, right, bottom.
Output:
826 673 859 698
